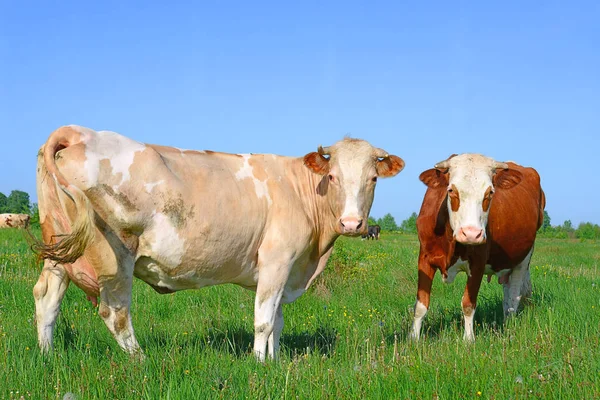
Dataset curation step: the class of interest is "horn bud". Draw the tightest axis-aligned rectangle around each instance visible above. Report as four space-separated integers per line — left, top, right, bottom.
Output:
492 161 509 170
434 160 450 170
318 145 331 155
374 147 389 158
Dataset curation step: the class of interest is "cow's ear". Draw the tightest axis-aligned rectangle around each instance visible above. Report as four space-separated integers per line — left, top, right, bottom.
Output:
303 152 330 175
376 155 405 177
493 168 522 190
419 168 448 189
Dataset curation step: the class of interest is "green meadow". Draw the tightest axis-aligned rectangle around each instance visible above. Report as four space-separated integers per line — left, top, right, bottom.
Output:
0 228 598 399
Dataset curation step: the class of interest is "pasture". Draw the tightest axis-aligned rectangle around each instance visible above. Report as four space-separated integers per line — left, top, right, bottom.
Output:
0 228 598 399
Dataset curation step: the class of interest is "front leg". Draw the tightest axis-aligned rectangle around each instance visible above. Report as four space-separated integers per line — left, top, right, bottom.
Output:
461 260 485 342
267 305 283 359
411 252 436 340
253 283 284 361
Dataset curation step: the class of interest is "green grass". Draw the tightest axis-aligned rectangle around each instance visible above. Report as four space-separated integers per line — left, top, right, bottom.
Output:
1 229 599 399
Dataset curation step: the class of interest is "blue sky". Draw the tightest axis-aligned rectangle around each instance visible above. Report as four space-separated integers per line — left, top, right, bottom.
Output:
1 1 598 225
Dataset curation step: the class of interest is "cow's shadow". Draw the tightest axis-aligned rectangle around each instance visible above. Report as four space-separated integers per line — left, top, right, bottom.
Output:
141 325 338 359
399 287 554 341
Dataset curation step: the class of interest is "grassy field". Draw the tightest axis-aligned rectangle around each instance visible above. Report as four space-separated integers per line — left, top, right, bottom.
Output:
0 228 598 399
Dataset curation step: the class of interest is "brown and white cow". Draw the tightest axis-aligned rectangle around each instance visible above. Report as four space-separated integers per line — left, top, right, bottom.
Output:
0 213 30 229
33 125 404 359
411 154 545 341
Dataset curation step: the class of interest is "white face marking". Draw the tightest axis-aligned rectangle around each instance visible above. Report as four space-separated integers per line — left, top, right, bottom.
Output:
78 127 146 189
144 180 164 193
149 212 185 266
235 154 272 206
332 144 376 221
446 154 496 240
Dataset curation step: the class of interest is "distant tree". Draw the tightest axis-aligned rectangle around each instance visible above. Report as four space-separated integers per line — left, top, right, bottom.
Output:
367 216 377 226
0 192 7 213
562 220 574 232
400 212 418 234
30 203 40 227
6 190 30 214
377 213 398 231
575 222 600 240
540 210 551 232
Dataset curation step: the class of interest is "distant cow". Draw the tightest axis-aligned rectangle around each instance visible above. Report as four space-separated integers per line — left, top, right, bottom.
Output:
411 154 545 341
33 125 404 359
0 213 30 229
361 224 381 240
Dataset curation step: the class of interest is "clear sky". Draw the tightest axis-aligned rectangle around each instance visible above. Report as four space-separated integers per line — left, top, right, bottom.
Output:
1 1 598 225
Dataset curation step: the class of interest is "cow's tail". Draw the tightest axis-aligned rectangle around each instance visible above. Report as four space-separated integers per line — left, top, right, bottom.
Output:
537 188 546 231
32 127 96 264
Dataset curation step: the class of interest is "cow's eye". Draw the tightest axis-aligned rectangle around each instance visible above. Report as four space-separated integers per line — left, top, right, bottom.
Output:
447 187 453 193
328 174 334 182
372 176 378 182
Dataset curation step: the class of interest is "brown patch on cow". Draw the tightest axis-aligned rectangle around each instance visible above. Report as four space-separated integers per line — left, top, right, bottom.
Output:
448 184 460 212
86 184 139 213
98 304 110 319
114 308 129 332
376 155 405 177
462 304 475 316
482 186 493 211
303 152 330 175
162 195 195 228
248 157 268 181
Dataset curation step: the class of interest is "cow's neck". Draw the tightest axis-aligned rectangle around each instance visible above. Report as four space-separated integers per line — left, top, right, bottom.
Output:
287 157 340 255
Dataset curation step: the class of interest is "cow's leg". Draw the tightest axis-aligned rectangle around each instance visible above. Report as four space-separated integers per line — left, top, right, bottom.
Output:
33 260 70 352
410 253 436 340
253 249 296 361
89 231 142 356
253 283 285 361
461 263 485 342
267 304 284 359
503 248 533 318
97 265 141 355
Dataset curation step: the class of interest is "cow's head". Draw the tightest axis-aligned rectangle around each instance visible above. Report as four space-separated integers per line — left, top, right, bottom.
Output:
303 139 404 236
420 154 522 245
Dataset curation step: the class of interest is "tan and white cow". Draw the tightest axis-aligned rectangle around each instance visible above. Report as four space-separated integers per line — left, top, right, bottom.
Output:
33 125 404 359
0 213 30 229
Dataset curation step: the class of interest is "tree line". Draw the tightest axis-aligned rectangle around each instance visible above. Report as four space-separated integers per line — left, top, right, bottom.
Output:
3 188 599 239
370 210 600 240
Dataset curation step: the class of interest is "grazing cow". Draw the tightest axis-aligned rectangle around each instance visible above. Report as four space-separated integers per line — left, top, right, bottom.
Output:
0 213 30 229
361 224 381 240
33 125 404 359
411 154 545 341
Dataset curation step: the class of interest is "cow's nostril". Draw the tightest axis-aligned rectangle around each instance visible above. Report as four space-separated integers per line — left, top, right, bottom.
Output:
357 220 363 230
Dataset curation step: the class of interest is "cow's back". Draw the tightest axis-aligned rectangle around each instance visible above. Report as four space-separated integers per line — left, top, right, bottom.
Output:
488 163 544 268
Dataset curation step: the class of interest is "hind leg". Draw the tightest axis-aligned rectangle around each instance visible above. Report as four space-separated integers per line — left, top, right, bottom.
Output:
97 256 142 355
503 248 533 318
33 260 70 352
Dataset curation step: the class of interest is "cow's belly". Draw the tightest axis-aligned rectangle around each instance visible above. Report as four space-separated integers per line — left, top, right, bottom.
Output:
443 260 510 284
134 223 260 292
